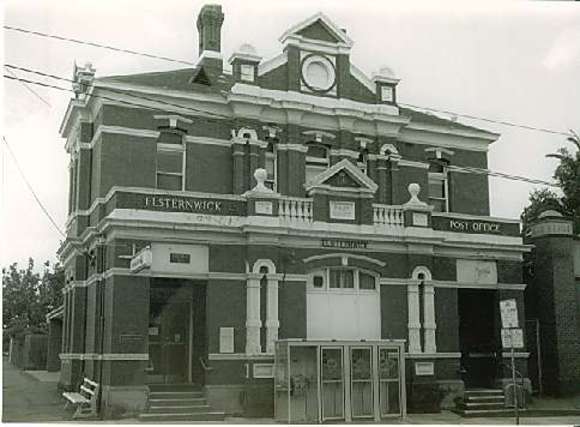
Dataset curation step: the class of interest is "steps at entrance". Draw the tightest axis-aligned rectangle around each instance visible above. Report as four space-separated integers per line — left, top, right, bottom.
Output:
139 384 225 422
454 389 508 417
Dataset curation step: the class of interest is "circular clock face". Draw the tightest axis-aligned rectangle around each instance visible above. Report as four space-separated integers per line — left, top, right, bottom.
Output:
301 55 336 92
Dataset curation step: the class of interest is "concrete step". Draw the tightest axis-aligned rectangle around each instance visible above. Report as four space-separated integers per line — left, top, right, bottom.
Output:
147 404 211 414
149 391 204 399
457 401 505 411
148 397 207 406
138 411 225 422
147 383 202 392
464 395 505 403
464 389 503 397
454 408 518 418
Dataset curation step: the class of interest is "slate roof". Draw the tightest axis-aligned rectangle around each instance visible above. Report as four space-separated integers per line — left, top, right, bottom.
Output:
95 68 493 136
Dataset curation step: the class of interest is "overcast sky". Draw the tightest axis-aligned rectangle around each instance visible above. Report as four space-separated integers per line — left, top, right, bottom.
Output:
2 0 580 269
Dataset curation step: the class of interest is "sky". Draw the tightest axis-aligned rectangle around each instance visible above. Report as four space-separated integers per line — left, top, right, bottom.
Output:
1 0 580 269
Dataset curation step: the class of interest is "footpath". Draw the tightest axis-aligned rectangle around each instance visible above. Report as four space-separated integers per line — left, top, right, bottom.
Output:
3 357 580 424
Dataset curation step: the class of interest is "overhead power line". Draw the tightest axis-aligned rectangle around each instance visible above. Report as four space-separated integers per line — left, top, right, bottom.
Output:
3 25 194 66
400 103 571 138
3 73 560 190
2 136 66 238
4 64 231 121
5 25 574 138
4 66 52 108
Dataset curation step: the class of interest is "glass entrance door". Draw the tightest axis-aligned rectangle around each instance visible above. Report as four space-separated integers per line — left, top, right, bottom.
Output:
378 346 402 416
320 347 345 421
350 346 374 419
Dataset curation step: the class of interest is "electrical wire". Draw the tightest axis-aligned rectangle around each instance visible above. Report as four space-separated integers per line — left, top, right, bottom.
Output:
3 25 194 66
3 74 562 189
4 64 231 120
4 66 52 107
4 25 574 137
2 136 66 238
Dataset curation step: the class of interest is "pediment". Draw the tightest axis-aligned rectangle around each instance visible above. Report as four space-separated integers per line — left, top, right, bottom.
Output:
280 12 353 47
305 159 378 194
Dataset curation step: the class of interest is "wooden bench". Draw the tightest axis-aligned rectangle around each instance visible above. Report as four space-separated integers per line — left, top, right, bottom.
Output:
62 377 99 419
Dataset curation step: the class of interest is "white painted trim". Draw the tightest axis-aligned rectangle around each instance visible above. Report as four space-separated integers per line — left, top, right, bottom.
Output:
305 158 378 192
153 114 193 124
501 352 530 358
208 353 274 361
329 148 359 159
279 12 353 47
90 125 158 148
257 52 287 76
350 64 376 94
398 159 430 169
303 252 386 267
276 143 308 153
59 353 148 361
405 352 461 359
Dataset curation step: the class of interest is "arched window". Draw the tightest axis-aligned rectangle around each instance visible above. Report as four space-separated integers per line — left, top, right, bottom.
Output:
305 143 329 184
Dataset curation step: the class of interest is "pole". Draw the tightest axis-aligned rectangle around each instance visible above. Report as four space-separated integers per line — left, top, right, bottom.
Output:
511 341 519 425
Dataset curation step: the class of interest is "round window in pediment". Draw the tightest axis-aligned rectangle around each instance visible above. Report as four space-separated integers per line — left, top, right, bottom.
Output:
301 54 336 92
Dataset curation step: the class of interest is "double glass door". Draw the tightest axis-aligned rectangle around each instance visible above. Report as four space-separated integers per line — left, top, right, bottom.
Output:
320 345 403 422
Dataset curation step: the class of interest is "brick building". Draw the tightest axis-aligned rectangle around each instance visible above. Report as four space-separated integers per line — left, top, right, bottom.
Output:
56 4 529 421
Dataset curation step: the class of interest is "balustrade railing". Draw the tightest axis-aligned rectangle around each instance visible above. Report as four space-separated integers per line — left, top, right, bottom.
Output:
278 197 313 223
373 204 405 228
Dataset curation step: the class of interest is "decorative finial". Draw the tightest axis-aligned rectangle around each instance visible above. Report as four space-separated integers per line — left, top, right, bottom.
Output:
404 183 428 207
251 168 273 193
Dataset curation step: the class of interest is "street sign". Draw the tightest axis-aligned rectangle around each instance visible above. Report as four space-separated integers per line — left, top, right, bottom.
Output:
502 328 524 349
500 299 519 328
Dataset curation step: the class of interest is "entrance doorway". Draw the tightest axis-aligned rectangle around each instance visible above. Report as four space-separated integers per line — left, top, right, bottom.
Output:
458 289 499 388
274 340 406 423
147 279 207 385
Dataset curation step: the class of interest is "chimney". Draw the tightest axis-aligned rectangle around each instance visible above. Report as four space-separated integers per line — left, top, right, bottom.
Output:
196 4 224 74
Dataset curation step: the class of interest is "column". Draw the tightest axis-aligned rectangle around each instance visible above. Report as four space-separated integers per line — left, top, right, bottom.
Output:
376 157 388 204
423 284 437 353
265 275 279 354
245 274 262 354
407 283 422 353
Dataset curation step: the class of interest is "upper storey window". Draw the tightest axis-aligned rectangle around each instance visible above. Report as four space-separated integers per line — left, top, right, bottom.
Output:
240 64 255 82
428 161 449 212
265 142 277 191
357 149 369 175
305 143 329 184
157 145 185 191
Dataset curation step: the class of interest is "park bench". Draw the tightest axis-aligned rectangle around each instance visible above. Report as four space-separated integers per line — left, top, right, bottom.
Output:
62 377 99 419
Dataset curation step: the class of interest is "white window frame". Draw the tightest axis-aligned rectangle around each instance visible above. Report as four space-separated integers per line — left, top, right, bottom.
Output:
265 144 277 191
305 143 330 184
156 142 186 191
428 168 449 213
381 85 394 103
240 64 255 82
308 267 378 294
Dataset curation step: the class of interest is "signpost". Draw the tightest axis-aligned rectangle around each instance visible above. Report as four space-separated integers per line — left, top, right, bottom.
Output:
500 299 522 425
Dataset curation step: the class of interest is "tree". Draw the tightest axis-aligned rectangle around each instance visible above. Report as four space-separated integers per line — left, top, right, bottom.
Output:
2 259 64 346
521 130 580 233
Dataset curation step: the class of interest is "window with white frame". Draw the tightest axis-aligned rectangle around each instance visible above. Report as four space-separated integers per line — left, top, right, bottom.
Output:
240 64 255 82
309 267 377 292
305 143 329 184
428 161 448 212
156 145 185 191
264 142 277 191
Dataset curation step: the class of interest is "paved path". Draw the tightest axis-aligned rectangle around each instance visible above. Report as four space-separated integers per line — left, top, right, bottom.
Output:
2 357 66 422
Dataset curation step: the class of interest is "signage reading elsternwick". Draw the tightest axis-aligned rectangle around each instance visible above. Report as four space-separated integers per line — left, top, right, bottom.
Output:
321 239 368 249
116 192 245 216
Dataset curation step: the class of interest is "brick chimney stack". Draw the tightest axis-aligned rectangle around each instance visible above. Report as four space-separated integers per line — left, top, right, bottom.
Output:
196 4 224 75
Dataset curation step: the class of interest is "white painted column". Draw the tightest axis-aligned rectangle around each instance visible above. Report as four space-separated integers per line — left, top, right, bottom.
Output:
407 283 422 353
265 275 279 354
245 274 262 354
423 284 437 353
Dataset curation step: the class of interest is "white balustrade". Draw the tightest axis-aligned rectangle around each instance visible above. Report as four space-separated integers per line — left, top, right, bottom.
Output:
278 197 313 223
373 204 405 227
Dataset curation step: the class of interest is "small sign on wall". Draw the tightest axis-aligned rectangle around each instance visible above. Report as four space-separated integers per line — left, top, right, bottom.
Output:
500 299 519 328
501 328 524 349
329 200 355 220
219 327 234 353
255 200 273 215
253 363 274 378
415 361 434 376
